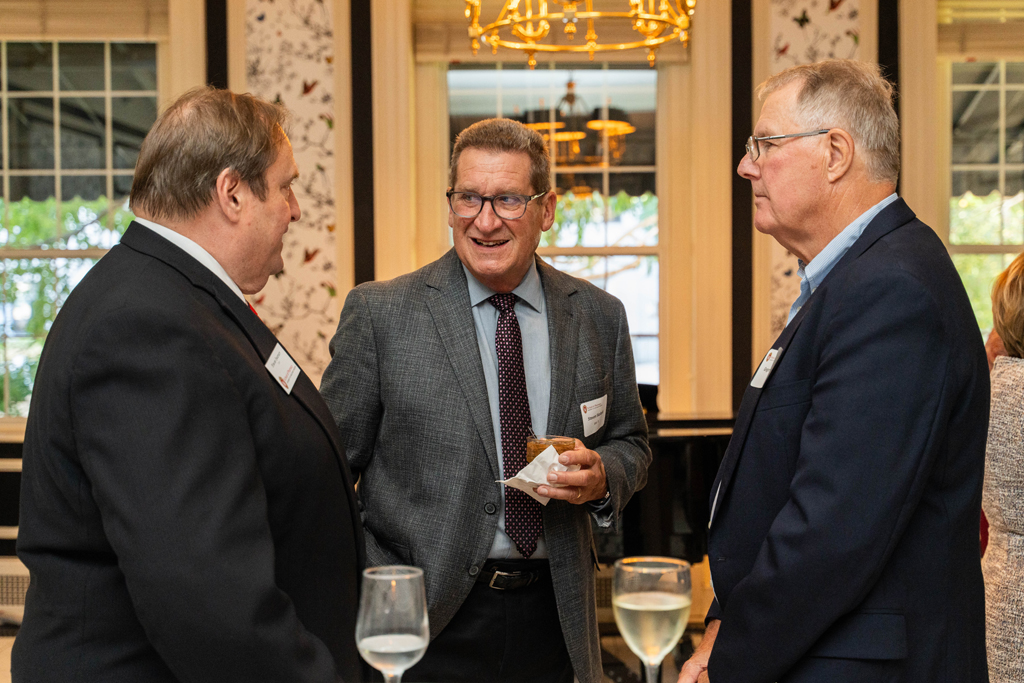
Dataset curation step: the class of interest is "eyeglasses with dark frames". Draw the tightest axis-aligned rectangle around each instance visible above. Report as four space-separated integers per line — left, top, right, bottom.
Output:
446 190 548 220
745 129 831 161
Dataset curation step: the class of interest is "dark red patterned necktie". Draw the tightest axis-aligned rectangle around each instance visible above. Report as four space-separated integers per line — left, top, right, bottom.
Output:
490 293 543 558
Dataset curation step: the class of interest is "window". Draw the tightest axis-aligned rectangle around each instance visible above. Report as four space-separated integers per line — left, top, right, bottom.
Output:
948 60 1024 334
0 41 158 416
448 63 660 384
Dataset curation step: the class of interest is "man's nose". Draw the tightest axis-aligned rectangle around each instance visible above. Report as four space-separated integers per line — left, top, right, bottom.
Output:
737 152 759 180
290 190 302 222
474 199 502 230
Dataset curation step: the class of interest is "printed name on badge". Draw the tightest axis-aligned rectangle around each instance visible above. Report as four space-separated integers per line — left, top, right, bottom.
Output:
750 347 783 389
580 394 608 437
265 343 300 395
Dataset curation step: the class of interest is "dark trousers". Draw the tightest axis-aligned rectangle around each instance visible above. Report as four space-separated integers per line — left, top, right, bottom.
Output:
402 559 574 683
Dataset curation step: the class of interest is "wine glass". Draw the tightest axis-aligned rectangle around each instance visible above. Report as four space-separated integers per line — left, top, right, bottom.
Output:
355 565 430 683
612 556 692 683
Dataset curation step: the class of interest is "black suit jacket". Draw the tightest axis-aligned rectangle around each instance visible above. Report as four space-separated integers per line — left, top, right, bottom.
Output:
706 200 989 682
13 223 365 682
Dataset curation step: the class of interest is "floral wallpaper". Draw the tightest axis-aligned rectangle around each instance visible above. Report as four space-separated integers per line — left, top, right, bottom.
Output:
246 0 338 386
768 0 862 338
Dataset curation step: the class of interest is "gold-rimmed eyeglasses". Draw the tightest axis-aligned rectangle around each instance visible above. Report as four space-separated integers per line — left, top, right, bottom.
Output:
745 129 830 161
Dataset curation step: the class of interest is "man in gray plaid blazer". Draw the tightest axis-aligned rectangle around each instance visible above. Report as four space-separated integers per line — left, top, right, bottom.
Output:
320 118 650 683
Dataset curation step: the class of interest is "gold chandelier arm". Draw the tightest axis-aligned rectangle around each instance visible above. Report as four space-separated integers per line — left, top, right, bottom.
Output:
485 32 683 53
480 11 689 32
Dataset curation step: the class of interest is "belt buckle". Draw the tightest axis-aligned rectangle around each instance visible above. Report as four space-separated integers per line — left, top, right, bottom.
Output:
488 569 516 590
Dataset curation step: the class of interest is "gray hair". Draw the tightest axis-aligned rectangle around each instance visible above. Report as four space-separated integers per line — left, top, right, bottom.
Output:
759 59 899 185
130 87 289 222
449 118 551 194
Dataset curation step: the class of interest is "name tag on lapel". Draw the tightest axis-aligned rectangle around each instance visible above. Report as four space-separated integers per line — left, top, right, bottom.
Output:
266 343 300 395
750 347 783 389
580 394 608 437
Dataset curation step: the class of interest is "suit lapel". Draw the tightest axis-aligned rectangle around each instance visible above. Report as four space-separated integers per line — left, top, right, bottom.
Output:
709 198 917 525
539 259 579 437
118 224 363 540
709 303 810 525
425 250 502 480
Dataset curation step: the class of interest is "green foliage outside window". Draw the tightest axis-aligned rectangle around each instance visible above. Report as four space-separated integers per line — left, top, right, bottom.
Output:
949 190 1024 336
2 196 125 416
542 190 658 279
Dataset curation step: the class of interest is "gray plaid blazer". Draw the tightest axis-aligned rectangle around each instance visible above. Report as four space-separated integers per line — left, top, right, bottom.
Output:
320 249 650 683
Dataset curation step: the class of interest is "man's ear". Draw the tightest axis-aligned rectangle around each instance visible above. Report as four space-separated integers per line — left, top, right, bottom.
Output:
826 129 856 183
540 190 557 232
214 167 245 222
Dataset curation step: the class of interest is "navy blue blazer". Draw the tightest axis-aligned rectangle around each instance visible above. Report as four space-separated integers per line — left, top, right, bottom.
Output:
14 224 365 682
706 200 990 682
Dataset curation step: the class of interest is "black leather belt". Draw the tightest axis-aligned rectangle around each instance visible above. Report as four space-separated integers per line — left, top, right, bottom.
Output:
478 562 549 591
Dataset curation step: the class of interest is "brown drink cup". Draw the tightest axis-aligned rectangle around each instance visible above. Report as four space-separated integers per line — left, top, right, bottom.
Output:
525 435 576 463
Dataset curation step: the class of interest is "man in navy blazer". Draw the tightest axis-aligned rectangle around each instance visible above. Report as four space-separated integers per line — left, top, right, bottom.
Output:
679 60 989 682
14 88 364 682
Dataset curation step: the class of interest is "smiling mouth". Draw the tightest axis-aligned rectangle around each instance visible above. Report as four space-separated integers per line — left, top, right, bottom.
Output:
473 238 509 247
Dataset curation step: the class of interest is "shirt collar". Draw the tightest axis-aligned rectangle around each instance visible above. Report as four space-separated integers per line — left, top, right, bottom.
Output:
798 192 899 293
463 259 544 313
133 217 248 303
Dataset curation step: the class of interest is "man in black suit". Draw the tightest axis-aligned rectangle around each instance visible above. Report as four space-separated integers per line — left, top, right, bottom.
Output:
679 60 989 683
13 87 364 683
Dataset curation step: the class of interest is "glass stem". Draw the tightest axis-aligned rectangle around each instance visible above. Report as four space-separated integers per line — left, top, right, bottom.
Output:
382 674 402 683
645 661 661 683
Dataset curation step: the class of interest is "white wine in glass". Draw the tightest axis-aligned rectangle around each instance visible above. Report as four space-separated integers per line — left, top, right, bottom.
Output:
355 566 430 683
612 557 692 683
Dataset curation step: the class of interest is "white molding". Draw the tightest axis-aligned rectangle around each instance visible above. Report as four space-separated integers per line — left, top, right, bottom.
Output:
900 0 942 233
0 0 169 39
689 0 732 413
0 460 21 472
166 0 206 101
333 0 355 302
657 62 694 413
940 22 1024 57
226 0 247 93
0 557 28 575
0 420 25 444
371 0 418 281
414 62 451 269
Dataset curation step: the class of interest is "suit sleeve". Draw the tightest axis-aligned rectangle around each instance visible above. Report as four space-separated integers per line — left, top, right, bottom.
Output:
708 266 958 681
595 299 652 525
71 306 342 683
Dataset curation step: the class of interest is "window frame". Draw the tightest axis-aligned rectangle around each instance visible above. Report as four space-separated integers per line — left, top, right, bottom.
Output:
940 58 1024 335
0 39 160 418
946 59 1024 257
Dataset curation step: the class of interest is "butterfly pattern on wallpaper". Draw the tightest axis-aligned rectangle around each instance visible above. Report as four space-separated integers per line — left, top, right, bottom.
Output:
244 0 341 379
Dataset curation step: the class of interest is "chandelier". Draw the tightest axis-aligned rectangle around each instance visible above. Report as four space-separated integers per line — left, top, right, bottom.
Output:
464 1 697 69
522 79 636 167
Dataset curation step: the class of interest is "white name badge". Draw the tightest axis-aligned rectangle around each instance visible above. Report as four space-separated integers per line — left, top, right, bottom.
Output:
750 347 783 389
266 343 300 395
580 394 608 437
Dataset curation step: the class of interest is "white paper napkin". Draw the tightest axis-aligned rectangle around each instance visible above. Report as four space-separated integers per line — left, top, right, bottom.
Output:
498 445 580 505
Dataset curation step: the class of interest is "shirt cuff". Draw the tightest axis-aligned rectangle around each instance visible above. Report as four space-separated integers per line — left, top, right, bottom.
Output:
587 491 614 527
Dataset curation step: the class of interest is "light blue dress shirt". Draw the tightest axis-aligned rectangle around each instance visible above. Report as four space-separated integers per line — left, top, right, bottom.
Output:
464 262 553 559
787 193 899 326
